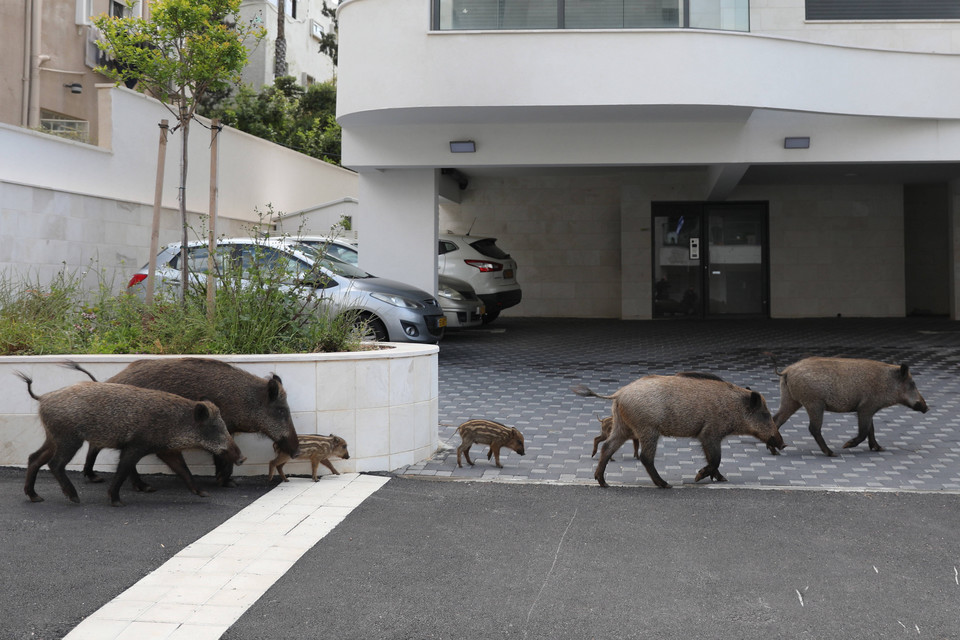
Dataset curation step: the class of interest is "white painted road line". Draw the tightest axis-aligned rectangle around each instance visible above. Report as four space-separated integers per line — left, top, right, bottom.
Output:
64 473 390 640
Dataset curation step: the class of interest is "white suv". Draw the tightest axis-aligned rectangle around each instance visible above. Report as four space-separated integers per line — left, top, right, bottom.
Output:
438 234 521 323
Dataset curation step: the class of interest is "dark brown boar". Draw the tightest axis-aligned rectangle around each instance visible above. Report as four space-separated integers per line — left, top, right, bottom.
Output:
573 375 785 489
770 356 928 457
456 419 525 468
269 434 350 482
75 358 299 488
17 373 244 506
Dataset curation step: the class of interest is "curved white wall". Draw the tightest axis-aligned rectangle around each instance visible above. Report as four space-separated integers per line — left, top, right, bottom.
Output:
338 0 960 123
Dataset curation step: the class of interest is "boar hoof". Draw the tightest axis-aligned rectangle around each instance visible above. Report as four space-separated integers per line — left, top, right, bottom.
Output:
870 444 885 452
110 499 125 507
85 473 105 484
195 489 210 498
28 495 44 503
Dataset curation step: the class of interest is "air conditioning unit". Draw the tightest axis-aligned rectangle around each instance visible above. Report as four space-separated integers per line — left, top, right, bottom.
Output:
310 19 324 40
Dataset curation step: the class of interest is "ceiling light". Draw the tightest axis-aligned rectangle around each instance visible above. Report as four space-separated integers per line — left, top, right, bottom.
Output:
449 140 476 153
784 137 810 149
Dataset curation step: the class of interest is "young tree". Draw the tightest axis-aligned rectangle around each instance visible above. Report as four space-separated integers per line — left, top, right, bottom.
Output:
94 0 265 301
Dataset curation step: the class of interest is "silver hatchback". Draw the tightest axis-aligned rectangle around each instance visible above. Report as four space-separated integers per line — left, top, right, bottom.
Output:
127 238 446 343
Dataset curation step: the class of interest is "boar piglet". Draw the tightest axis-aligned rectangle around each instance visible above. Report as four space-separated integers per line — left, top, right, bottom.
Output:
17 374 244 506
77 358 299 488
573 375 786 489
269 434 350 482
770 356 928 457
456 419 525 469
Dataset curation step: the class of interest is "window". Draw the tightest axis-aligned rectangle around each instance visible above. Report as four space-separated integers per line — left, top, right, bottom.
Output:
806 0 960 20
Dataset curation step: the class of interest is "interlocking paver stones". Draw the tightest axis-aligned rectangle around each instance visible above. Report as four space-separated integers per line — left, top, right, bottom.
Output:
400 317 960 491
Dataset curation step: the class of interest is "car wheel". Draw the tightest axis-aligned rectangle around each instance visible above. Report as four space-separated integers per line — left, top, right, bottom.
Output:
481 308 500 325
356 315 389 342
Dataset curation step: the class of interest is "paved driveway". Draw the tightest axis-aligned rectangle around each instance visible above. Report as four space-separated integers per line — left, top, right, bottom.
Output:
403 317 960 491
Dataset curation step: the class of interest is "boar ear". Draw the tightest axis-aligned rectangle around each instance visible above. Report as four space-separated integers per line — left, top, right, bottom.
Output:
899 364 910 379
194 402 211 422
267 376 282 402
748 391 764 411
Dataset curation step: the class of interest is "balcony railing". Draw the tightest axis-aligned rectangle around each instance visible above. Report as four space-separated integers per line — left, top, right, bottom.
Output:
432 0 749 32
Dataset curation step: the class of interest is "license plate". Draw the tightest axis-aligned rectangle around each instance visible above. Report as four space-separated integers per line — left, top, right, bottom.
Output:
437 317 447 328
504 269 514 279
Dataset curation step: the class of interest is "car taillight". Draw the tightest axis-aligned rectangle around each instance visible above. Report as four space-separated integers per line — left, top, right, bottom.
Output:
128 273 147 288
464 259 503 272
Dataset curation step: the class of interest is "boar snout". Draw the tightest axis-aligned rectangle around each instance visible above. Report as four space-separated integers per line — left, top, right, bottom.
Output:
517 445 526 456
766 434 787 454
914 398 929 413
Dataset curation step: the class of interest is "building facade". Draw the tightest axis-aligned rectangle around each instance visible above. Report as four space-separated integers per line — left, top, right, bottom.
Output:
336 0 960 320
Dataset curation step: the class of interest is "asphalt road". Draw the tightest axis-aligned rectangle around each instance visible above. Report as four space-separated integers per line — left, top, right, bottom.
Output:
5 465 956 640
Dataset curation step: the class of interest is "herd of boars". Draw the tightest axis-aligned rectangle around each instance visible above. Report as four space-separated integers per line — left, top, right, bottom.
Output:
17 353 930 503
574 355 928 489
16 358 348 506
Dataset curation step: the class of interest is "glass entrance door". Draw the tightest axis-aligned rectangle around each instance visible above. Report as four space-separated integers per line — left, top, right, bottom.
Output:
705 205 767 316
652 202 768 318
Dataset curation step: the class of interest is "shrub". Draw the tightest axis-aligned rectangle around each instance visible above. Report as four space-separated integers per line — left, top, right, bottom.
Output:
0 248 365 356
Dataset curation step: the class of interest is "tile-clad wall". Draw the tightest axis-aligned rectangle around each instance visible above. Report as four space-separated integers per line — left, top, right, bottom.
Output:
0 348 439 480
442 170 908 319
441 173 623 319
0 181 251 292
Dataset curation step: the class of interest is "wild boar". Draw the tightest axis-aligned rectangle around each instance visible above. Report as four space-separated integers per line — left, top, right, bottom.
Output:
269 434 350 482
72 358 299 488
770 356 929 457
17 373 244 506
456 419 525 469
573 375 785 489
590 372 725 459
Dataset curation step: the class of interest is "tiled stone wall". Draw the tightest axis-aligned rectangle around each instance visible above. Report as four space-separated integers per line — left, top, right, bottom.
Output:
1 347 439 477
0 180 251 292
442 170 908 319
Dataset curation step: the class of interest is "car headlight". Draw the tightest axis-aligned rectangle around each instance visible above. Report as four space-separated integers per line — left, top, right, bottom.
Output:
370 292 423 309
437 284 466 301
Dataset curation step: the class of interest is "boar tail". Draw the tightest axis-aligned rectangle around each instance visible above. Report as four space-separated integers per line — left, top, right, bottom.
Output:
763 351 785 376
571 384 616 400
14 371 40 400
62 360 98 382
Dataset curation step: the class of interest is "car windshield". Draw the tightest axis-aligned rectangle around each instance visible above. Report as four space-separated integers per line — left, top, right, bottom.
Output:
299 245 373 278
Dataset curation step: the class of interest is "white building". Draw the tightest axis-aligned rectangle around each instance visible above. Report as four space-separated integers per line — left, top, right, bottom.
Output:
240 0 337 89
336 0 960 320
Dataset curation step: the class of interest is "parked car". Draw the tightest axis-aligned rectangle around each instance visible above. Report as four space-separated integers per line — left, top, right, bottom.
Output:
127 238 446 343
436 275 485 329
438 234 521 324
290 235 485 329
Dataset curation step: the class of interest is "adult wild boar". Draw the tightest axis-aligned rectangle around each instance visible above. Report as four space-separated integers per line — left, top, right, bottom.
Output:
77 358 299 487
17 374 244 506
573 375 785 489
770 356 928 457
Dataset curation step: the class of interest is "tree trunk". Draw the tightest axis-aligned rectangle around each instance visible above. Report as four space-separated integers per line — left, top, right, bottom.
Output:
179 112 190 304
274 0 287 77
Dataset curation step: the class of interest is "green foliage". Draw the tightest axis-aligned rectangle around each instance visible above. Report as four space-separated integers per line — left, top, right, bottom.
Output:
317 1 338 67
202 77 342 165
0 257 364 356
93 0 265 123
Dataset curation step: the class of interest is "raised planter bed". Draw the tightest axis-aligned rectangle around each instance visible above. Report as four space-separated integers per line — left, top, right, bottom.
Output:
0 344 439 479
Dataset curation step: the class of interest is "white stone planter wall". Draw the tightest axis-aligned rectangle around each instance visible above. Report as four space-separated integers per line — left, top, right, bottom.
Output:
0 345 439 480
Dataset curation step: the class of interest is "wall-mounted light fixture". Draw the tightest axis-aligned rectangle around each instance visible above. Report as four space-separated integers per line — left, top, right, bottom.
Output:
449 140 476 153
784 136 810 149
63 82 83 94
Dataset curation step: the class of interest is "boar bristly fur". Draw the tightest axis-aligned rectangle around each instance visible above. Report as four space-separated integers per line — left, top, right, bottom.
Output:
573 375 785 489
456 419 525 468
77 358 299 488
17 373 244 506
770 356 928 457
269 434 350 482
